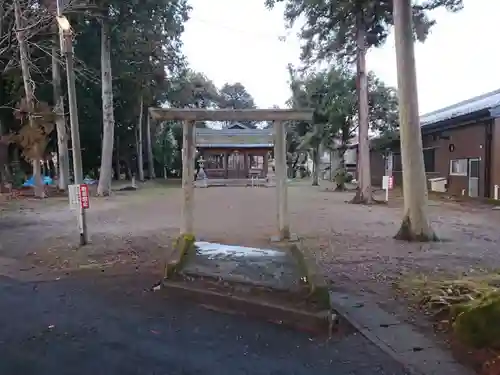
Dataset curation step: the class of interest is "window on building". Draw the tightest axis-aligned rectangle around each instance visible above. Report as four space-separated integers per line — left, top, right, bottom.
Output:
206 154 225 169
392 150 435 172
449 159 467 176
249 155 264 169
423 148 436 172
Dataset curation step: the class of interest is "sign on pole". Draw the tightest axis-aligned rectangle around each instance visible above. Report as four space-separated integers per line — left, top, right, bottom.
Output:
79 184 89 209
382 175 394 189
68 184 80 210
387 153 393 174
382 175 394 202
68 184 90 210
68 184 90 244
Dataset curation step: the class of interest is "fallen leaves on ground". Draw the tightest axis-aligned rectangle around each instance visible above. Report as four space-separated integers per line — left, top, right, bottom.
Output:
398 273 500 375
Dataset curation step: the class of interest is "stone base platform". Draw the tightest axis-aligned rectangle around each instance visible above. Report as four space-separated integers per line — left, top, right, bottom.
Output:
195 178 275 187
161 240 336 335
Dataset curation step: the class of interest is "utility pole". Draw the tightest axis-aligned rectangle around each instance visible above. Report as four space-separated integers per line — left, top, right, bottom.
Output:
56 0 88 245
146 114 156 179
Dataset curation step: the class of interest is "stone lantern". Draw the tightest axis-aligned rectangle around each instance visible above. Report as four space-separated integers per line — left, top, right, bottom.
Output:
196 156 207 187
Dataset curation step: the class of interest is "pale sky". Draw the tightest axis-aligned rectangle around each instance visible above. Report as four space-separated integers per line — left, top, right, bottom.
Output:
182 0 500 115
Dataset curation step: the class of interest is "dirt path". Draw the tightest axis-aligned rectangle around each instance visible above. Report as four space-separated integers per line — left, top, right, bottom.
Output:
2 181 500 313
0 185 182 271
2 181 498 374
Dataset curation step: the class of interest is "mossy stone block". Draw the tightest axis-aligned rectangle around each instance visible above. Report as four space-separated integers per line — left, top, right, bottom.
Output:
453 292 500 349
288 243 331 310
164 233 195 279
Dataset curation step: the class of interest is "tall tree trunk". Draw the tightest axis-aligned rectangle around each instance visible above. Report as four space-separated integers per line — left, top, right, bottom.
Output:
310 153 315 180
123 159 131 180
137 95 145 181
97 21 115 196
312 147 320 186
0 4 4 185
393 0 436 241
114 134 120 180
335 125 349 191
14 0 44 198
351 12 372 204
52 34 70 191
0 120 9 184
146 113 155 179
329 150 333 181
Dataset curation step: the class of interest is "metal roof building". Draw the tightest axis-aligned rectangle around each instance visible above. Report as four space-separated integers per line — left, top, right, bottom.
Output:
421 89 500 130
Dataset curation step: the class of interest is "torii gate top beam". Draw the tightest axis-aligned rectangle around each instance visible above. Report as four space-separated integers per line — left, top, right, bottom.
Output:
148 108 313 122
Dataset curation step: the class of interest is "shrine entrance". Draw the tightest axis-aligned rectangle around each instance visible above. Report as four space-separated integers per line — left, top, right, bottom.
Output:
195 122 273 180
148 108 313 241
227 151 245 179
147 108 337 336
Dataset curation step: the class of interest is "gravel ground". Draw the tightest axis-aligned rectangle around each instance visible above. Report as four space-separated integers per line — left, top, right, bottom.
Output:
1 180 499 324
1 180 498 373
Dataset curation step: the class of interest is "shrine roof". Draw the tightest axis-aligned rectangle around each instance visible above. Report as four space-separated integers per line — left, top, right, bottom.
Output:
195 127 274 136
195 126 274 147
196 143 273 148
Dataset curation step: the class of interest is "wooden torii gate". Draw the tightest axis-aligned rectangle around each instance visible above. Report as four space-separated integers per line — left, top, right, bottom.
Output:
148 108 313 241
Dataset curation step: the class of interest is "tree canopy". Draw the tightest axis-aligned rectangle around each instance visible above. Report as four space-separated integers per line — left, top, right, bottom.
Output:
265 0 463 63
219 82 256 110
218 82 257 128
285 63 398 181
0 0 260 180
0 0 191 177
287 64 398 153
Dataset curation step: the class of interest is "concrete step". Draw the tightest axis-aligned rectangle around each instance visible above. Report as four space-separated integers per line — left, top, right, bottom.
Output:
195 178 273 187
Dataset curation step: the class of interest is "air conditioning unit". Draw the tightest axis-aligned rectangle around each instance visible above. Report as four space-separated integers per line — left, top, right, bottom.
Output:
428 177 447 192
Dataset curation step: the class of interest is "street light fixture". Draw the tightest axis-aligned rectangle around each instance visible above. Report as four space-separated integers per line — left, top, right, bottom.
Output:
56 15 71 32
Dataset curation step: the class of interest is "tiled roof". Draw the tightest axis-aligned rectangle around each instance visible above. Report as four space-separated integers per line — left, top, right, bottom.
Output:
420 88 500 127
196 127 274 147
196 128 274 136
224 122 250 129
197 144 273 148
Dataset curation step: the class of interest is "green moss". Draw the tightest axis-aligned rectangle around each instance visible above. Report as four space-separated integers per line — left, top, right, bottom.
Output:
164 233 195 279
181 233 196 243
394 215 439 242
310 285 331 310
453 292 500 349
288 244 331 310
288 244 309 281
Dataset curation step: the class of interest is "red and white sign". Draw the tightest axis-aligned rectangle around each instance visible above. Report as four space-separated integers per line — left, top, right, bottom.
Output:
382 175 394 190
382 175 394 202
79 184 90 209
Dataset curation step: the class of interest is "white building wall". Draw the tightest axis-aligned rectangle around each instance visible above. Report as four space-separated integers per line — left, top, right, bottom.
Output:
344 148 357 165
305 149 345 180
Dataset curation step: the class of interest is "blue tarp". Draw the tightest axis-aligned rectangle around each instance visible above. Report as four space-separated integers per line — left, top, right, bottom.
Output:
22 175 53 187
83 177 97 185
